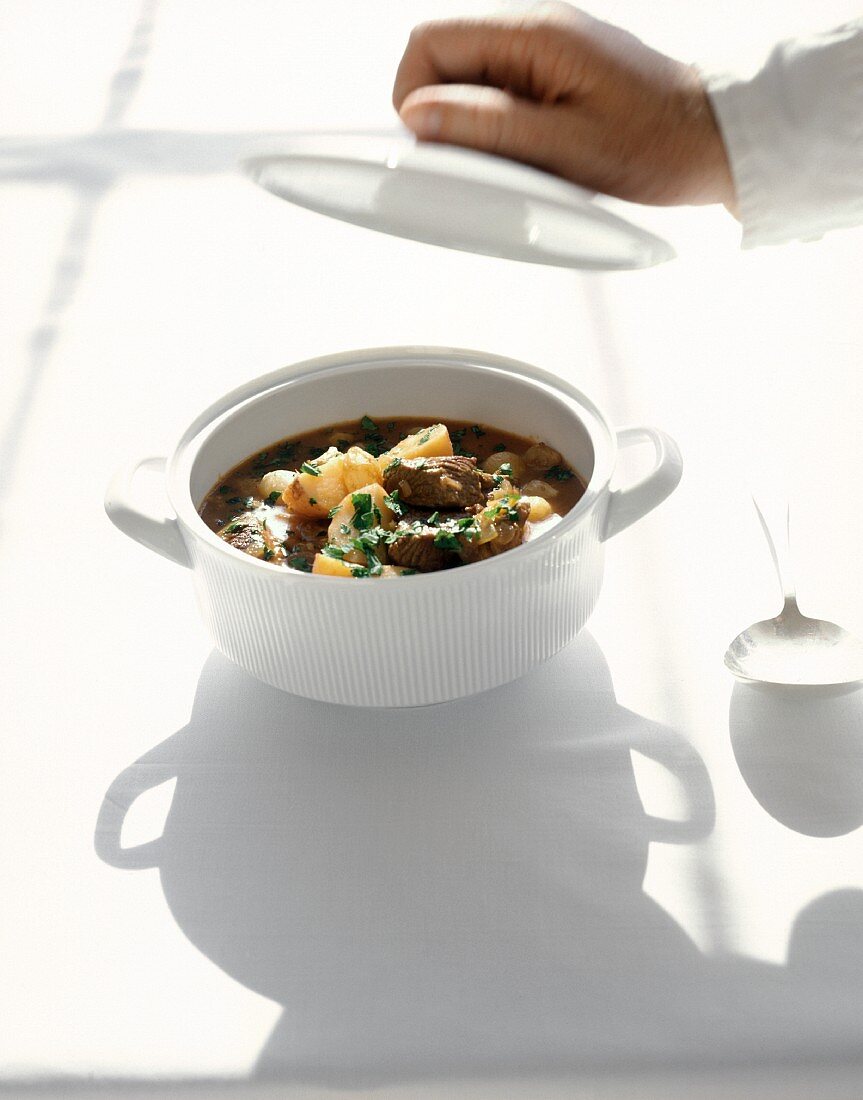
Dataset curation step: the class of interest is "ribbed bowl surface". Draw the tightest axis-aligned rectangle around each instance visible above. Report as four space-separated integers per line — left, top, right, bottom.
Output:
188 507 605 707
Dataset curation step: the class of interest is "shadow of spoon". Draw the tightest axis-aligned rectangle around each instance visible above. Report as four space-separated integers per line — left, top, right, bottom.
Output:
730 681 863 836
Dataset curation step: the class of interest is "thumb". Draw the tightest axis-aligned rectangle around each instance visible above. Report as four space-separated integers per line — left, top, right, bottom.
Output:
399 83 562 167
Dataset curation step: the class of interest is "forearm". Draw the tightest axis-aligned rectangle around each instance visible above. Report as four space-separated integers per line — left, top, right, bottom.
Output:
704 20 863 248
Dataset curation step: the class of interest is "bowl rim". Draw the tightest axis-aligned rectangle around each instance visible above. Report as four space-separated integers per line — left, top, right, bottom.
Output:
166 345 618 583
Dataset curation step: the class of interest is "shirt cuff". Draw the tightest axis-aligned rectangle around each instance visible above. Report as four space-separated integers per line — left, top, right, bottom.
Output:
703 21 863 248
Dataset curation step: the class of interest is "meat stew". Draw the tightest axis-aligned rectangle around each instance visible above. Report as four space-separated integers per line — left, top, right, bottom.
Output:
199 417 585 576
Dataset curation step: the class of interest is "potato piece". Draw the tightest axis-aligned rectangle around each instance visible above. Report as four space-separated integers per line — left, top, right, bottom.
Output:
342 446 383 493
327 483 397 546
259 469 297 498
282 446 346 517
523 442 562 470
312 553 354 577
381 423 452 464
481 451 527 480
521 478 559 500
379 565 415 577
521 495 554 521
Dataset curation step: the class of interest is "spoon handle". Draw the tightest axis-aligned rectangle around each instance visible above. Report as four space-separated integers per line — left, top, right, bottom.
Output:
751 497 797 606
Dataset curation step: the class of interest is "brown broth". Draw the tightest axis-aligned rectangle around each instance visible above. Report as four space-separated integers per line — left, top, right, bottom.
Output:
199 417 586 573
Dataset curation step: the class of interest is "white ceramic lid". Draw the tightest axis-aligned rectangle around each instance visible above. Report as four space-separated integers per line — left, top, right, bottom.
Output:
242 134 675 271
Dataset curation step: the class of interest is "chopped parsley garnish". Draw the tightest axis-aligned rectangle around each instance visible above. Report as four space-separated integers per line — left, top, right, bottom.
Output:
364 548 384 576
308 497 317 506
401 568 418 576
497 462 513 477
257 452 269 461
384 457 401 474
218 485 230 494
452 428 467 441
321 545 346 559
493 443 507 453
340 523 350 535
267 491 281 504
360 412 387 456
384 489 403 515
287 555 312 572
360 411 387 455
227 496 242 504
385 525 414 543
351 527 386 550
327 504 341 518
300 461 320 477
263 548 274 561
547 464 574 481
418 431 431 445
433 531 460 550
427 511 440 526
350 566 371 578
453 442 476 457
456 516 476 529
337 438 351 449
350 492 381 532
471 425 486 437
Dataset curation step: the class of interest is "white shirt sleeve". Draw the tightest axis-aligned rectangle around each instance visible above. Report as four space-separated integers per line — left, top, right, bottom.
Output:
704 20 863 248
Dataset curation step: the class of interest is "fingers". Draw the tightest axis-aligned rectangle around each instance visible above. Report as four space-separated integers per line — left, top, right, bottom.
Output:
398 83 571 173
392 6 734 206
393 12 587 112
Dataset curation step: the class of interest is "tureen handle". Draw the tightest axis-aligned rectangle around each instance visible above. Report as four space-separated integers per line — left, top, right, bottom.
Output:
603 427 683 540
105 455 190 567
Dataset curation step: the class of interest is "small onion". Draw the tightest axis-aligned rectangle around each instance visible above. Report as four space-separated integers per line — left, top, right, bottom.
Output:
481 451 527 480
496 523 517 546
521 495 554 521
259 469 297 498
523 442 562 470
521 478 559 500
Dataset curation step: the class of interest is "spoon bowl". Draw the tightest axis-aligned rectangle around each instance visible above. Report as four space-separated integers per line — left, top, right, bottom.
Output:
724 597 863 686
724 501 863 687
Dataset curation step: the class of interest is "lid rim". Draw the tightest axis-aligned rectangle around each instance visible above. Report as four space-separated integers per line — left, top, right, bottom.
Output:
241 134 676 271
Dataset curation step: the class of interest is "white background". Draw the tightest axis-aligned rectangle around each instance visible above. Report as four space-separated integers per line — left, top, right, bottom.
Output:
3 2 863 1097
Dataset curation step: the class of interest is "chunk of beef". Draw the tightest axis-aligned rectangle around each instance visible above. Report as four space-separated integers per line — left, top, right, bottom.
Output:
457 498 531 564
383 456 494 509
282 519 328 557
385 516 460 572
387 535 448 572
220 512 267 558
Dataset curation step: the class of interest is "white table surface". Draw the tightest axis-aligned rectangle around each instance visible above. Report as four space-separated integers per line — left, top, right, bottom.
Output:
4 2 863 1097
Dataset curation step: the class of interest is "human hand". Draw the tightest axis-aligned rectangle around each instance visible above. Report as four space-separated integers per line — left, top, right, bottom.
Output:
393 2 735 208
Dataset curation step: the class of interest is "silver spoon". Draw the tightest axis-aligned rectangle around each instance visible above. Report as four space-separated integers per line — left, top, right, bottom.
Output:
724 500 863 686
